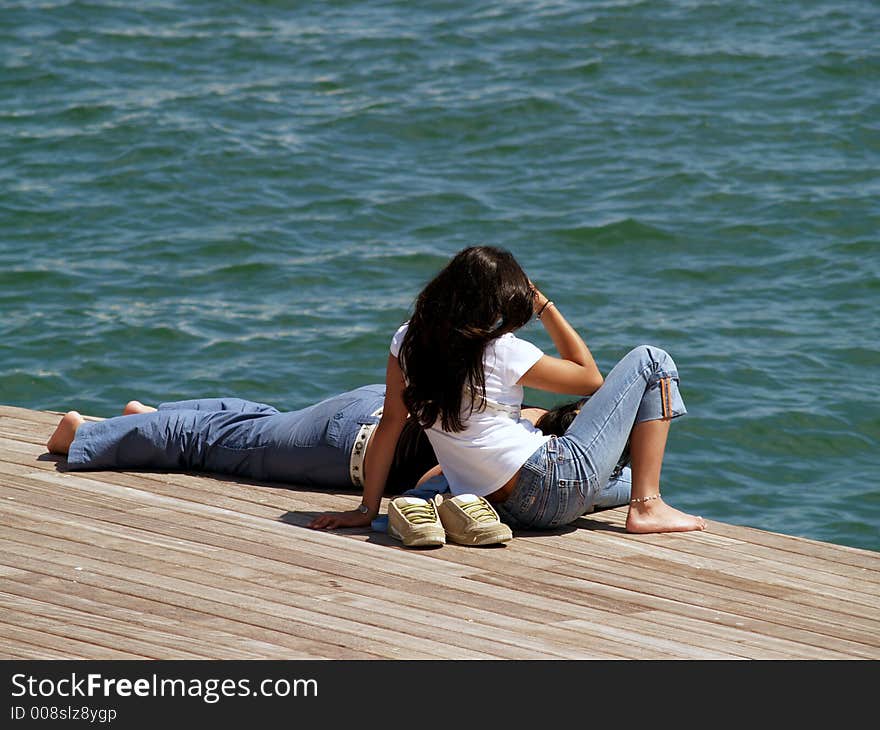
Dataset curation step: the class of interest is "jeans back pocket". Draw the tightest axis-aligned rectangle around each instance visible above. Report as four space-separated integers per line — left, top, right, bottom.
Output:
204 444 268 480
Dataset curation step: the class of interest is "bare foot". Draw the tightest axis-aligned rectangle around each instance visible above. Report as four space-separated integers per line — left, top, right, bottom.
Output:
123 400 157 415
625 496 707 534
46 411 85 455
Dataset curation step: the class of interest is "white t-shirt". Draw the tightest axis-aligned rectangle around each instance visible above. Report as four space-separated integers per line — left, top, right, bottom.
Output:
390 322 551 497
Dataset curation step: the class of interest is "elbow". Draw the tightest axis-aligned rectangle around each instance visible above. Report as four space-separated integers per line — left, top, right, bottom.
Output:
585 373 604 395
575 360 603 395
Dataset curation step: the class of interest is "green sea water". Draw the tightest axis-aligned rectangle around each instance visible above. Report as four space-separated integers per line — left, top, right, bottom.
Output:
1 1 877 551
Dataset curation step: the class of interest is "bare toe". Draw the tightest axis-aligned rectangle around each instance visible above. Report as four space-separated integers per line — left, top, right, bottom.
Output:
625 497 707 534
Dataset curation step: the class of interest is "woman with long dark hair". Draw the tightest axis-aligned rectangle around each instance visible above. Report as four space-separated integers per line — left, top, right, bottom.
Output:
309 245 705 535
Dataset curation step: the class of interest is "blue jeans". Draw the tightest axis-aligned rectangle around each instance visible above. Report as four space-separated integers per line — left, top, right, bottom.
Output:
66 385 387 488
496 345 686 530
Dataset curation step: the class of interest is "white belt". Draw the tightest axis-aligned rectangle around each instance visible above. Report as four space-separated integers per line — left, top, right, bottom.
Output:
467 388 521 420
349 408 383 487
481 398 521 420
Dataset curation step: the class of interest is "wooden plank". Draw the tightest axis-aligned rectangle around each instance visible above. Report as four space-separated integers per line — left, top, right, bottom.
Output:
10 452 870 628
0 541 472 660
0 592 231 660
2 570 374 660
471 569 879 659
1 643 80 660
0 486 700 656
2 404 879 661
3 474 876 656
0 591 311 660
0 526 733 660
522 527 880 600
0 619 146 660
392 536 879 657
1 506 565 655
515 536 880 616
584 506 880 573
523 512 880 586
0 531 510 660
0 508 634 659
24 452 868 628
4 516 576 658
417 537 880 658
0 473 476 582
0 478 647 622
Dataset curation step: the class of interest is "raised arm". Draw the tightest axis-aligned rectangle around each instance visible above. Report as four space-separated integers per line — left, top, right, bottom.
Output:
518 285 604 396
308 354 408 530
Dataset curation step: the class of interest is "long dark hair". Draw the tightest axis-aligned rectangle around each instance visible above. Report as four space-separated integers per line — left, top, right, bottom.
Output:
399 246 534 432
385 417 440 492
533 399 586 437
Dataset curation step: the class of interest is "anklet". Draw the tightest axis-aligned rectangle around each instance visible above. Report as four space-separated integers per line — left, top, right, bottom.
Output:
630 493 661 503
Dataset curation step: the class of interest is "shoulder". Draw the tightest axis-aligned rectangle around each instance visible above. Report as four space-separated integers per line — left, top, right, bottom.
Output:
489 332 544 382
389 321 409 357
492 332 541 357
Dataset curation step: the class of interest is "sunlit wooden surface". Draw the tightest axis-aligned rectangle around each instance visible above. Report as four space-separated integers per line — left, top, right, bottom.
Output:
1 404 877 660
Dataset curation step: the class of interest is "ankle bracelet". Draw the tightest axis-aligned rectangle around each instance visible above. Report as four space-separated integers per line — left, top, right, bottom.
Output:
630 493 661 504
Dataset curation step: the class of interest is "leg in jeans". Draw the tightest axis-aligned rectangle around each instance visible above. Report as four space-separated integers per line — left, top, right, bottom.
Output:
60 385 389 487
123 397 280 416
65 408 274 476
156 398 280 415
592 465 631 511
563 345 705 533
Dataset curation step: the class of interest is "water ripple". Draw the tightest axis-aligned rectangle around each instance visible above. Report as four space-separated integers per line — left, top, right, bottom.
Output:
1 0 877 551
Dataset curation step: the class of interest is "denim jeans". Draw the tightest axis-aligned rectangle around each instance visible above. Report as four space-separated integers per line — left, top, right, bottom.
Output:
66 385 387 487
495 345 686 530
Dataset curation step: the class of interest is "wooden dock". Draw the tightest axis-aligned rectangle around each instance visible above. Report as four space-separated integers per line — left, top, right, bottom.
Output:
1 404 878 660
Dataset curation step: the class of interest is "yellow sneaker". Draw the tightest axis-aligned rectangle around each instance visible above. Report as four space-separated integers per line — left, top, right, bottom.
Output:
387 496 446 547
436 494 513 546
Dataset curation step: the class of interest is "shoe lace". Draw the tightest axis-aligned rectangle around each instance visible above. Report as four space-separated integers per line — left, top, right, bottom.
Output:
458 498 499 523
399 501 438 524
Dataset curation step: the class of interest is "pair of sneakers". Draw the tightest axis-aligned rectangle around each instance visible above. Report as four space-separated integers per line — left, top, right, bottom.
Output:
387 493 512 548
